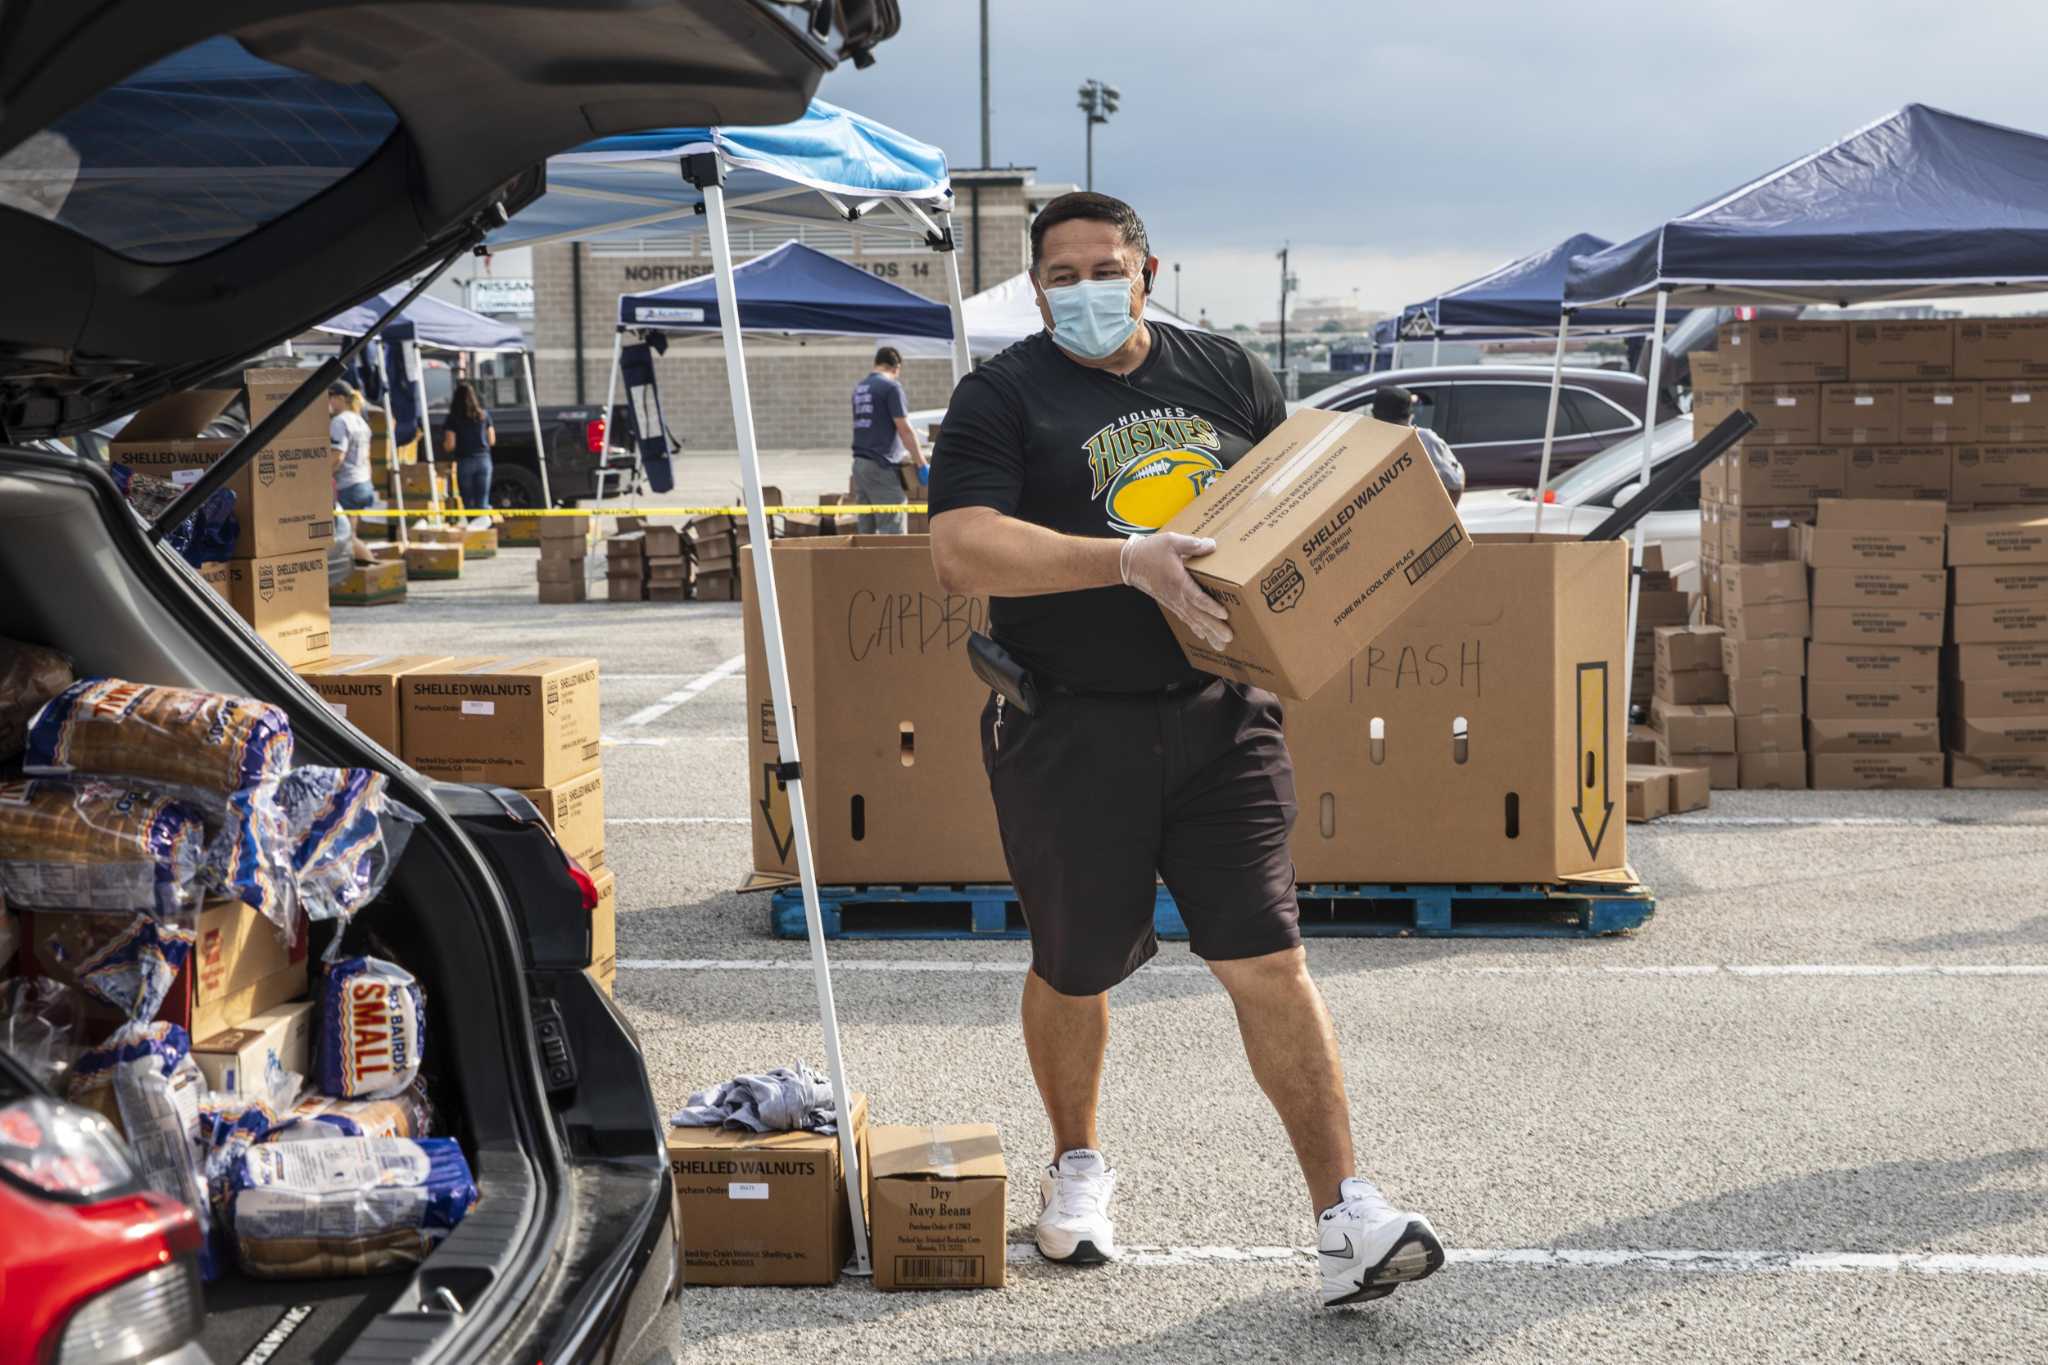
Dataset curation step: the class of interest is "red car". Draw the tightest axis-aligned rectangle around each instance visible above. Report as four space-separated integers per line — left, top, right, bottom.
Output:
0 1050 208 1365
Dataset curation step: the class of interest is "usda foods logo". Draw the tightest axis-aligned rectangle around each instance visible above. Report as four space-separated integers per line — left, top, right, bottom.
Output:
1261 559 1304 612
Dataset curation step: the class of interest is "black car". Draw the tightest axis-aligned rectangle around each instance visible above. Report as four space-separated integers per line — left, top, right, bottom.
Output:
1301 364 1683 489
0 4 892 1361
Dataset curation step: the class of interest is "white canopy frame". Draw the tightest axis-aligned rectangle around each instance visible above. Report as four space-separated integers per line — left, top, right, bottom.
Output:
673 150 968 1276
322 310 555 518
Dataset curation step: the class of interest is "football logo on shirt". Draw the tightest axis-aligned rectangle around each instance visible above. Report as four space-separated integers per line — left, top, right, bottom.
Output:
1086 407 1225 536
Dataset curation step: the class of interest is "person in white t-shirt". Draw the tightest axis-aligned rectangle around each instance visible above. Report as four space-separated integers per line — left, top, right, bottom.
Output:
328 383 377 564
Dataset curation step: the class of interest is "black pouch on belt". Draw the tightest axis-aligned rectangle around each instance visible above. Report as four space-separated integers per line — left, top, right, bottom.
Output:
967 631 1040 716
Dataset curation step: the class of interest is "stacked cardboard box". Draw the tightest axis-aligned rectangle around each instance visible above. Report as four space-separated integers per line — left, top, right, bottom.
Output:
606 530 647 601
1799 499 1945 788
333 558 407 608
1625 763 1711 822
1633 623 1722 813
687 516 743 602
536 515 594 604
1649 696 1735 790
1944 509 2048 787
111 370 335 666
295 654 452 753
1629 547 1691 708
404 525 465 582
644 524 688 602
396 657 613 981
1720 560 1810 789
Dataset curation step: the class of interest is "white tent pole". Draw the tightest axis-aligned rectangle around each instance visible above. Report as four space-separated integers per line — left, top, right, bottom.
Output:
372 342 410 548
1430 335 1441 365
702 173 871 1276
1531 311 1572 534
1623 290 1671 692
519 350 553 512
406 339 443 521
600 331 627 507
938 209 972 388
1393 339 1405 369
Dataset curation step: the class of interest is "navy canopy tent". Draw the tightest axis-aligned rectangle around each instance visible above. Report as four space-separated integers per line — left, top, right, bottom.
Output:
615 240 952 345
1419 233 1681 337
315 286 547 515
1565 104 2048 309
1551 103 2048 685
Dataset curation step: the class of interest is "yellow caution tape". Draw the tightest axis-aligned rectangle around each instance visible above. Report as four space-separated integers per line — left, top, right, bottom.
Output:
337 506 920 517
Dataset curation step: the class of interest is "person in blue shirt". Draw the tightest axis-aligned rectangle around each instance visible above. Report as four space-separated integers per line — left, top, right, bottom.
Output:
849 347 925 534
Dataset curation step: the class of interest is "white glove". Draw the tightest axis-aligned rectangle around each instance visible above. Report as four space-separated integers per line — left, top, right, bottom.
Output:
1120 532 1233 650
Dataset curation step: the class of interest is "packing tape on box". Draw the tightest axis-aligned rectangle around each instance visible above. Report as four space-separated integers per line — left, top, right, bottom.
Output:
338 506 917 517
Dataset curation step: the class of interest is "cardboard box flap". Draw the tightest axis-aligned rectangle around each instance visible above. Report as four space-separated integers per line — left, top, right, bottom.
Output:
870 1123 1006 1181
1814 498 1946 532
114 384 241 441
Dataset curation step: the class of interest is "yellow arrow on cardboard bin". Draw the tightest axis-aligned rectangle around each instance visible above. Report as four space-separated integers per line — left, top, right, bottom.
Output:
1571 661 1614 858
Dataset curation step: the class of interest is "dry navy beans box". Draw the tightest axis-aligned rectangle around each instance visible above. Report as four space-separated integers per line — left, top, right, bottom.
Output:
665 1093 867 1287
868 1124 1007 1291
1157 408 1471 701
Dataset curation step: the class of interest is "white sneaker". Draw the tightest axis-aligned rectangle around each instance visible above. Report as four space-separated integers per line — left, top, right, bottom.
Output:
1036 1149 1118 1265
1318 1177 1444 1307
467 515 493 531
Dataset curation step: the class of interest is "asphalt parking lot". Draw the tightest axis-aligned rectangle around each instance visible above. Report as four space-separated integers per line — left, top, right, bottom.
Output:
334 527 2048 1365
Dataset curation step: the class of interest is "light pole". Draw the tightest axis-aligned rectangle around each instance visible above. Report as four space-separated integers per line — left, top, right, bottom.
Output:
1276 244 1298 372
1174 262 1182 315
1078 78 1119 191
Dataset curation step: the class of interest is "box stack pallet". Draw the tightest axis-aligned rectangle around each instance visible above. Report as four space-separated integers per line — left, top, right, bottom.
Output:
393 656 615 992
606 529 647 601
1720 559 1810 789
1696 322 1844 712
1945 509 2048 787
1798 500 1946 789
644 524 688 603
110 369 334 667
1629 624 1720 820
334 556 407 608
1629 547 1690 709
687 515 744 601
537 514 595 604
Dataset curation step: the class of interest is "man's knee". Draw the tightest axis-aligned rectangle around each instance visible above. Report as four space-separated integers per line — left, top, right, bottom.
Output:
1207 945 1310 994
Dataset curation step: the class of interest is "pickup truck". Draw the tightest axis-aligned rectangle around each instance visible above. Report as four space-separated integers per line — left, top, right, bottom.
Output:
471 399 640 508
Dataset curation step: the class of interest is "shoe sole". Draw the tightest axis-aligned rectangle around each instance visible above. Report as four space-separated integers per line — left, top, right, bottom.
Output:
1323 1221 1445 1308
1038 1237 1115 1267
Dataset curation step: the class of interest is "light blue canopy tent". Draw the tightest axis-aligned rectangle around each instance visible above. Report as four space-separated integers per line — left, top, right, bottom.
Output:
490 100 969 1274
314 286 546 518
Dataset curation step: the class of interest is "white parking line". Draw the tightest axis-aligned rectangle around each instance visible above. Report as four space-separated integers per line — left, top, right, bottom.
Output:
620 655 745 727
998 1244 2048 1276
1663 814 2033 829
607 816 749 826
616 958 2048 978
602 735 748 746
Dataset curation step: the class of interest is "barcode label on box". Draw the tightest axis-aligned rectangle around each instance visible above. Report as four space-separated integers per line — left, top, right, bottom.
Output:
893 1255 984 1286
1404 525 1464 587
461 700 495 716
1775 396 1798 407
1854 395 1874 407
2012 393 2034 405
1934 395 1955 406
728 1183 769 1200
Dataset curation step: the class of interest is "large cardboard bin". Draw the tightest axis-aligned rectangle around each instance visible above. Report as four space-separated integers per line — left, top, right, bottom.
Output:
742 537 1007 886
1286 535 1628 884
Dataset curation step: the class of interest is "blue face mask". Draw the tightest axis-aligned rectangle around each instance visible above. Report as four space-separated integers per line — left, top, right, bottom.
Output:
1045 277 1139 360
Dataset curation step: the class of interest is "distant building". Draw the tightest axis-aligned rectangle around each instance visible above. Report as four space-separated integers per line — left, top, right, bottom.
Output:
529 168 1076 449
1258 296 1380 336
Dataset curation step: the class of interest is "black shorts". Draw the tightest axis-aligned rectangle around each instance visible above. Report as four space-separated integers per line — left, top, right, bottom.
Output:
980 678 1302 996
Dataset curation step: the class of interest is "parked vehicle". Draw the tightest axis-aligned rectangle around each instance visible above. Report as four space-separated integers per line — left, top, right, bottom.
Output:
0 3 884 1360
1297 364 1682 489
0 1050 210 1365
423 366 640 508
1457 415 1702 580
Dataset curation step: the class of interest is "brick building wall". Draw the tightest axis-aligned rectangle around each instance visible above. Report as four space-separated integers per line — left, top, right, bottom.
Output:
531 172 1039 449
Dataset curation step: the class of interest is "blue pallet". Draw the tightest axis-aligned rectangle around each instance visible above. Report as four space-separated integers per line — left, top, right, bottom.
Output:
770 878 1654 942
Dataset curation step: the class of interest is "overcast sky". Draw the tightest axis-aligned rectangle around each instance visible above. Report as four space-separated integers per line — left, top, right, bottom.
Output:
821 0 2048 326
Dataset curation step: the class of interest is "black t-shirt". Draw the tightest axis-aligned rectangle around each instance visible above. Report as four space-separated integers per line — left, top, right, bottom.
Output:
929 322 1287 692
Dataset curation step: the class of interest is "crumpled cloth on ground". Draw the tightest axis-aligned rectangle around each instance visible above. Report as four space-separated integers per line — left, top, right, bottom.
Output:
670 1061 841 1134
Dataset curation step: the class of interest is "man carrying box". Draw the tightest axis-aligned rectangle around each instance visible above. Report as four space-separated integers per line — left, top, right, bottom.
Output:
928 191 1443 1308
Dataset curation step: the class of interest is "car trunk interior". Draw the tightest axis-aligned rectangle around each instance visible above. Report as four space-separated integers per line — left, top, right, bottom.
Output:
0 453 559 1362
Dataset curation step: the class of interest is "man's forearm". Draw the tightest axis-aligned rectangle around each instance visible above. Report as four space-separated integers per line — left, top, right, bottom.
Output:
932 508 1123 598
